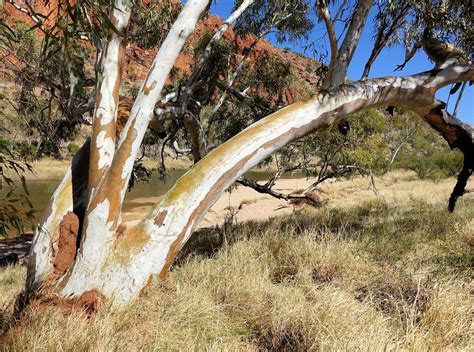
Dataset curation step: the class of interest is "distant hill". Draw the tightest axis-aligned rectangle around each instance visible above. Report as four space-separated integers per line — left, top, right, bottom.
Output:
2 0 322 108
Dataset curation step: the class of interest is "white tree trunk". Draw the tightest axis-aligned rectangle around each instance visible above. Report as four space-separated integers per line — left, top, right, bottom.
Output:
57 0 211 296
43 65 473 305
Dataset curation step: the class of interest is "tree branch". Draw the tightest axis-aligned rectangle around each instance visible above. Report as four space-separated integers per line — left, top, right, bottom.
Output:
47 62 472 304
420 104 473 211
237 177 323 207
326 0 373 88
183 111 206 162
88 0 131 197
452 81 467 116
317 0 339 87
179 0 255 109
395 41 422 71
361 0 410 79
72 0 210 268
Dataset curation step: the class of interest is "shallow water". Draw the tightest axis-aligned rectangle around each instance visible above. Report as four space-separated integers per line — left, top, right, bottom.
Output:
24 169 301 222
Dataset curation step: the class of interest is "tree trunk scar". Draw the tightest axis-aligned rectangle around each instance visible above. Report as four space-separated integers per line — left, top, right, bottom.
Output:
154 210 168 227
53 211 79 276
116 222 127 237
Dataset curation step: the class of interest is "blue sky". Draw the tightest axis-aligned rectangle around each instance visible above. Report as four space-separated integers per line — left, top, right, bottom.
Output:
209 1 473 125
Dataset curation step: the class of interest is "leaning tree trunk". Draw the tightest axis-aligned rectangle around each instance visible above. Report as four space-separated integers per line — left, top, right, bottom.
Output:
26 58 473 305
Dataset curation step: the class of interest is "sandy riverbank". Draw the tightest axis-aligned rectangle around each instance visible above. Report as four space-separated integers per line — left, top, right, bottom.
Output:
14 157 473 230
122 170 473 229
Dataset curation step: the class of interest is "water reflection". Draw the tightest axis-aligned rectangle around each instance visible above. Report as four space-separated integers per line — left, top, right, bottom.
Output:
26 169 304 220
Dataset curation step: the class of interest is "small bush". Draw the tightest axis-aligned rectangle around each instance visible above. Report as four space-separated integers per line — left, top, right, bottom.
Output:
67 143 80 156
394 150 463 180
0 138 11 150
14 141 37 161
37 140 60 158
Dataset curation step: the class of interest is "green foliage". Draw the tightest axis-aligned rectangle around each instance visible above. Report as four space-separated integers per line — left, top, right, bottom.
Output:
14 142 37 162
0 17 17 49
274 109 391 184
388 110 464 180
269 107 464 186
9 19 40 64
128 0 180 49
246 51 295 96
395 150 463 180
67 143 80 156
0 128 34 237
194 30 233 83
234 0 313 42
211 100 262 143
37 140 60 159
0 138 11 150
388 0 474 62
330 111 391 173
1 0 118 149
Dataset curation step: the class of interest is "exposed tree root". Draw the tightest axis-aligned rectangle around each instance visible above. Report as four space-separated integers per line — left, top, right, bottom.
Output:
12 289 104 323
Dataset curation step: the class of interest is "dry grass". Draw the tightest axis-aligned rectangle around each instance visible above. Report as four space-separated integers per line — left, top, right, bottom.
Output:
1 186 473 350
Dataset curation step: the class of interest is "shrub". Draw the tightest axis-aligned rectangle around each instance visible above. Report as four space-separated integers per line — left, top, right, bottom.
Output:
394 150 463 180
67 143 80 156
0 138 11 150
14 141 37 161
37 140 60 158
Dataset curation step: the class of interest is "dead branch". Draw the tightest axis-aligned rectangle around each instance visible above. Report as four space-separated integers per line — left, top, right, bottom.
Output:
421 103 473 212
237 177 323 207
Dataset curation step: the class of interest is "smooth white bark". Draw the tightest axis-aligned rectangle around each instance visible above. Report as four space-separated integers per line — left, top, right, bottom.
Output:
88 0 132 196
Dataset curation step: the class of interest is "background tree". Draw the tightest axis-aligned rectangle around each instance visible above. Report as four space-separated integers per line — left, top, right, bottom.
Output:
0 126 34 238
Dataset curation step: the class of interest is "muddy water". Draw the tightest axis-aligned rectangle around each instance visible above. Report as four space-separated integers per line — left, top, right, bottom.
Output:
25 169 299 222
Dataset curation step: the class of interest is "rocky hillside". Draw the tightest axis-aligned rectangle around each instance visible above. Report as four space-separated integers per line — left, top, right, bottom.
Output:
3 1 321 108
125 12 321 105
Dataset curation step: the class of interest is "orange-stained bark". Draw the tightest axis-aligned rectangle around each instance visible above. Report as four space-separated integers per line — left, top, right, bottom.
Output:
87 1 131 198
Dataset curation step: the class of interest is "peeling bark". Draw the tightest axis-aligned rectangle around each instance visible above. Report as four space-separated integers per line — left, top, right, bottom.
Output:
53 211 79 276
26 139 90 292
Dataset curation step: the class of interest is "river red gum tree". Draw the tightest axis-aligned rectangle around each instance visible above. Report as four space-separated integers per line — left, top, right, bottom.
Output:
24 0 473 306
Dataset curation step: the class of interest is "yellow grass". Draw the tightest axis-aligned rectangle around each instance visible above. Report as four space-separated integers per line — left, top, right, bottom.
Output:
0 177 473 350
